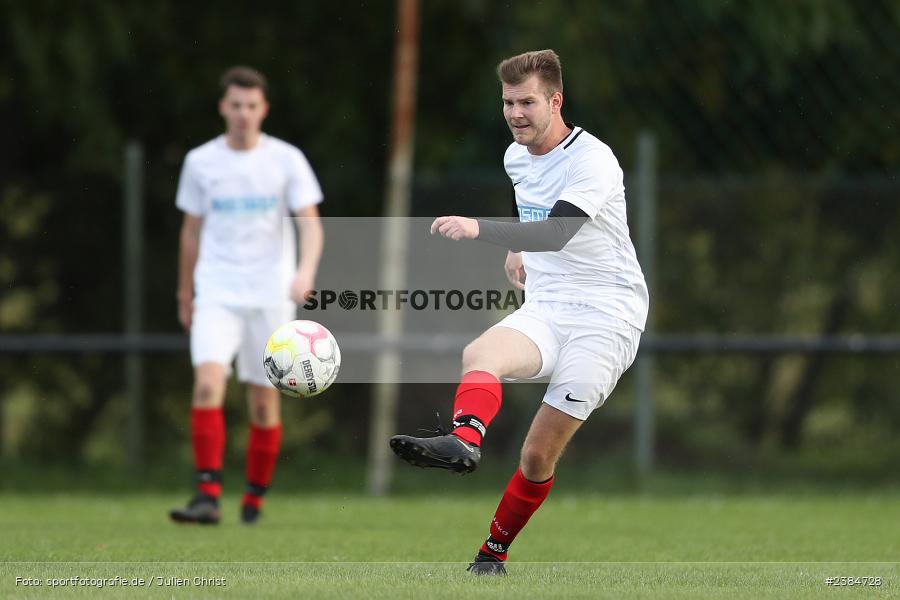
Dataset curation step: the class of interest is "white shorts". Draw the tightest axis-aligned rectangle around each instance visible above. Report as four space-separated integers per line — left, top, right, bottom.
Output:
190 304 295 386
492 300 642 420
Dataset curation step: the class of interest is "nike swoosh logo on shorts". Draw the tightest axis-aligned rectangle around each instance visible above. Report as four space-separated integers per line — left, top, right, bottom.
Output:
565 393 587 403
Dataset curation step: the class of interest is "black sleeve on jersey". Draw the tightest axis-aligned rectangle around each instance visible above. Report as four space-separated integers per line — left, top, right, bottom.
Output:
511 188 519 220
476 200 589 252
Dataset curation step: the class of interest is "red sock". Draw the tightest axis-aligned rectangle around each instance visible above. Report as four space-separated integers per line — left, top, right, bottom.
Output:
242 424 282 509
479 468 554 561
191 407 225 498
451 370 502 446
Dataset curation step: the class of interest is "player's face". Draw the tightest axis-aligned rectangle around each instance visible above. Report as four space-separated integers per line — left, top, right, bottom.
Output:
502 75 561 148
219 85 269 138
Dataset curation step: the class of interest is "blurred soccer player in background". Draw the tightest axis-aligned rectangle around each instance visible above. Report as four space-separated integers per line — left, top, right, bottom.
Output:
170 66 324 525
391 50 648 574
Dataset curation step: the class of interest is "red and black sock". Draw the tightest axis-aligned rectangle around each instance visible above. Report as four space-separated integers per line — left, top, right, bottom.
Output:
451 370 502 446
191 407 225 499
479 468 554 561
242 424 282 509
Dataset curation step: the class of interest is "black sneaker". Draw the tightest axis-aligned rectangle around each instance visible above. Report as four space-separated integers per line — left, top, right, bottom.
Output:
390 427 481 473
240 504 261 525
169 494 220 525
466 551 507 576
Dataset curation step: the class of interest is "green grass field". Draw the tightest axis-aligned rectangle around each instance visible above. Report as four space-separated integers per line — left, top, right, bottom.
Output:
1 491 898 598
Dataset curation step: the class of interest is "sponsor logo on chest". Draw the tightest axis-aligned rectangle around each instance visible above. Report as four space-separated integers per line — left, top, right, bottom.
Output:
211 195 278 213
517 205 550 222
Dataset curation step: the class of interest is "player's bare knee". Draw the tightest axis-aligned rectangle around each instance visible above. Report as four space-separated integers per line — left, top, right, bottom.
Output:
193 380 222 408
461 339 497 374
520 445 556 480
248 387 280 426
461 340 481 366
250 402 277 426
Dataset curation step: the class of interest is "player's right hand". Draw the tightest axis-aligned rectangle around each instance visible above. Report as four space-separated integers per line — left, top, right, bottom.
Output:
504 251 526 290
177 294 193 332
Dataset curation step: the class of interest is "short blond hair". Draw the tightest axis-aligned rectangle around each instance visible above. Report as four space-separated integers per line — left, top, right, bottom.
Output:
496 50 563 98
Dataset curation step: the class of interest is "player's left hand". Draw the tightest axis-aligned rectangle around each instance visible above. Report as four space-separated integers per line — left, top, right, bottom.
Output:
290 270 316 303
430 216 479 241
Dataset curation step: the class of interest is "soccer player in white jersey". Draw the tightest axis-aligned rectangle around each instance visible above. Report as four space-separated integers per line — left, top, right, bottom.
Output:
391 50 648 574
169 66 324 525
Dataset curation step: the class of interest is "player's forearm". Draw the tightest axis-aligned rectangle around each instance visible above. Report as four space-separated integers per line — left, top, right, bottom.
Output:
477 216 587 252
478 199 589 252
297 217 324 275
177 229 199 298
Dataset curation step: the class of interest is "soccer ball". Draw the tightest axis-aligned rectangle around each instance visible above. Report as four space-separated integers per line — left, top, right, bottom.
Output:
263 320 341 397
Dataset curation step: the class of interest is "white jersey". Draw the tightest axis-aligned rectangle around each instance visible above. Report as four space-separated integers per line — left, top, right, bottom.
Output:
505 126 649 330
176 134 323 307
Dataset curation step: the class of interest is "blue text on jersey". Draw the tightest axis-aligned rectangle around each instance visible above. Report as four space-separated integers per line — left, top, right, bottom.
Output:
518 205 550 223
211 196 278 213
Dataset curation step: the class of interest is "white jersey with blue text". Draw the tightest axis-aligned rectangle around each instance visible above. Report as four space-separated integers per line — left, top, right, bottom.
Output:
504 126 648 330
176 134 323 308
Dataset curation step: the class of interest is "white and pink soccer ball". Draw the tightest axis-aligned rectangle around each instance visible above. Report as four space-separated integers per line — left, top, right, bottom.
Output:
263 320 341 397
